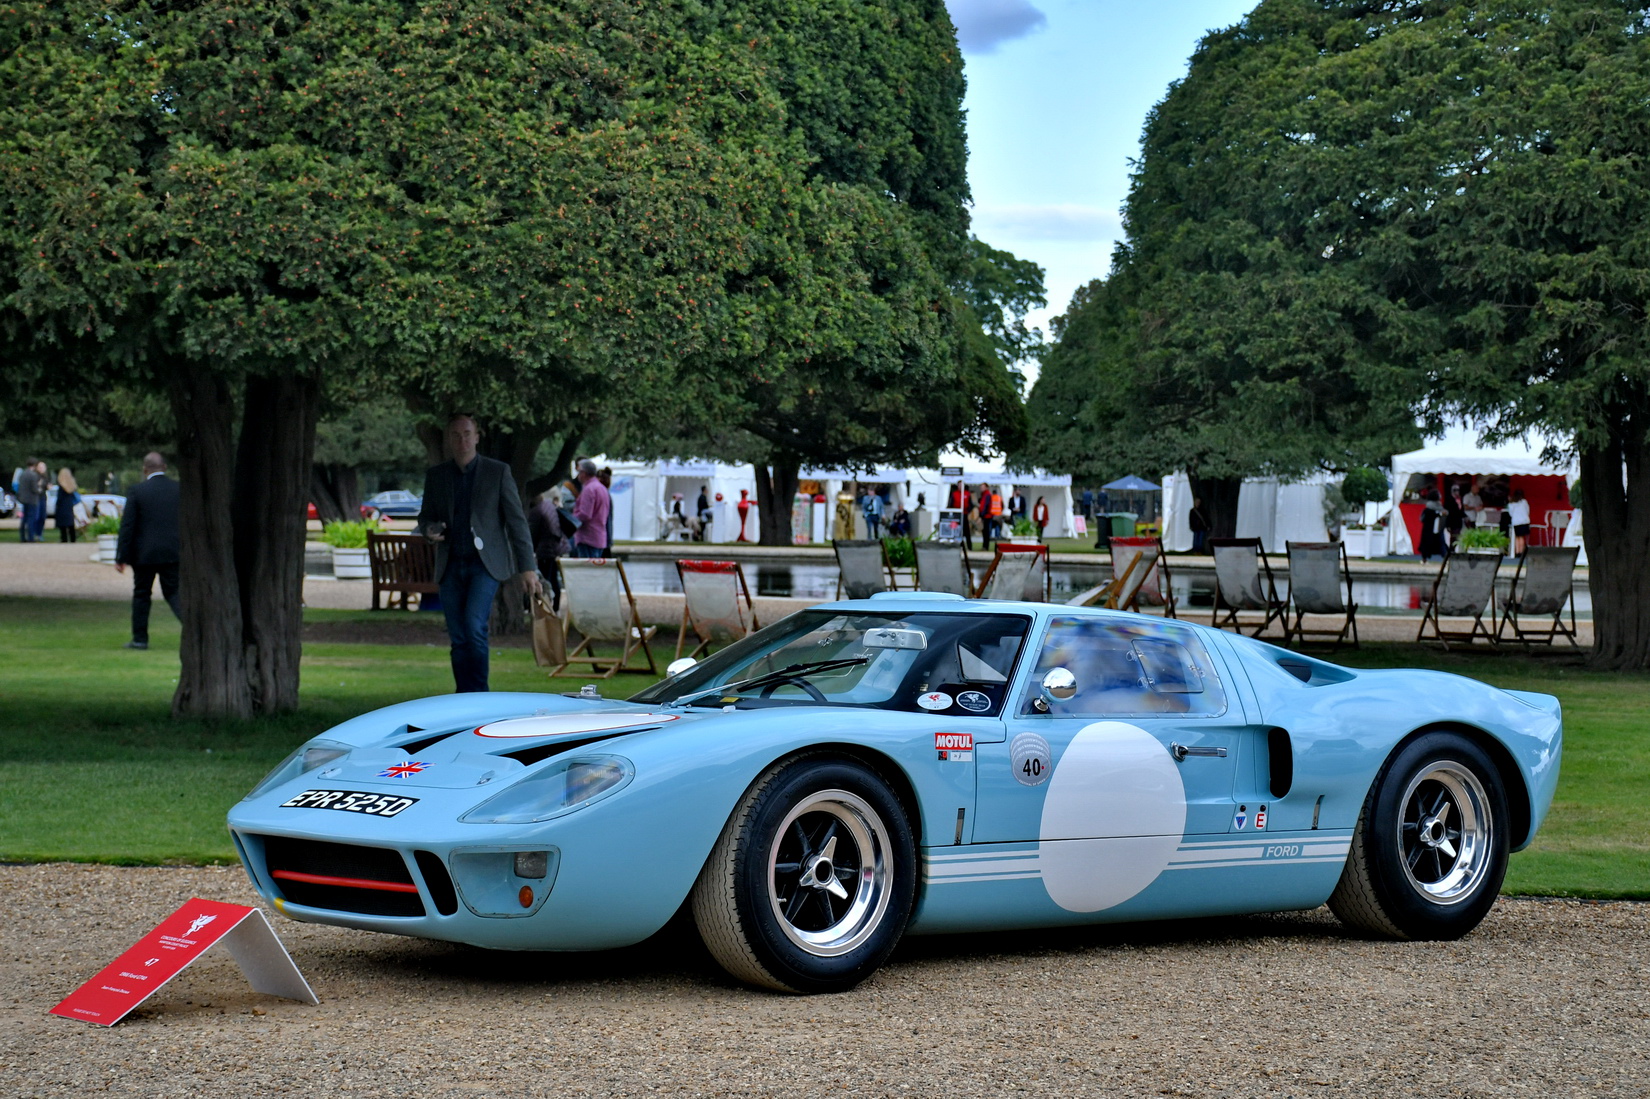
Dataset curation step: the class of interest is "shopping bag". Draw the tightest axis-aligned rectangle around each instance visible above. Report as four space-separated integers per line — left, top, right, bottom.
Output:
531 592 566 668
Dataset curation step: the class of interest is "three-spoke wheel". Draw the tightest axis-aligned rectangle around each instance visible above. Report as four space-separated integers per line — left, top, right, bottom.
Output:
692 757 915 993
1330 732 1509 940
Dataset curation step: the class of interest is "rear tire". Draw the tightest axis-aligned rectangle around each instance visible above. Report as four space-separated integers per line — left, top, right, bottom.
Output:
691 757 915 993
1330 732 1508 940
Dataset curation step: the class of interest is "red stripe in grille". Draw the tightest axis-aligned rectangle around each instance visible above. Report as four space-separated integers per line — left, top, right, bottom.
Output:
271 869 420 894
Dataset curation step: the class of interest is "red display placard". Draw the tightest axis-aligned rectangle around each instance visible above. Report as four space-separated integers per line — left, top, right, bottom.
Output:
50 897 316 1026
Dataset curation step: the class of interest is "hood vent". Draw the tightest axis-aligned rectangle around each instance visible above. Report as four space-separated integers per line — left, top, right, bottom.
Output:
500 729 655 767
399 728 456 755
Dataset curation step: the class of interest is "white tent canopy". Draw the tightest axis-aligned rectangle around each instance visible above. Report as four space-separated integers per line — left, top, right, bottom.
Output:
1386 426 1577 555
1161 473 1331 552
595 457 1075 542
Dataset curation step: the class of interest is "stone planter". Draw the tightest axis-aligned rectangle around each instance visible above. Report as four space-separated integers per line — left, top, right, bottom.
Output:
1000 535 1042 546
1340 527 1382 560
96 533 119 565
331 546 372 579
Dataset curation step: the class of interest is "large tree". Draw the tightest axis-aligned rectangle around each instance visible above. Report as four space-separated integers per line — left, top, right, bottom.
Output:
634 1 1030 543
0 0 793 714
1028 0 1650 667
1020 4 1423 535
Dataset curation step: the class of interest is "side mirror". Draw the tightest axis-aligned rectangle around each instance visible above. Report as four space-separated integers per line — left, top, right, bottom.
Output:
1040 667 1077 703
666 657 698 677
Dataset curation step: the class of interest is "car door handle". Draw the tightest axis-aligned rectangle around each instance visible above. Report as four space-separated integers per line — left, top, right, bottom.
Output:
1171 743 1228 761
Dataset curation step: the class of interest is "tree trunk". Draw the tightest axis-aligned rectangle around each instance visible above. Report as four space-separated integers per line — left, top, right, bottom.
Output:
1581 426 1650 670
168 361 253 719
526 433 581 499
236 373 320 713
753 457 801 547
309 464 359 522
1188 473 1244 542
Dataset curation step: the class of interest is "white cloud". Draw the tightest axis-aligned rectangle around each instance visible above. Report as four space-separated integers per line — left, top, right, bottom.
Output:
946 0 1047 54
971 203 1120 243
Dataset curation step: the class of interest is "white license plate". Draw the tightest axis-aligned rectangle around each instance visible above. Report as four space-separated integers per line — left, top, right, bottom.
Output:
280 789 419 817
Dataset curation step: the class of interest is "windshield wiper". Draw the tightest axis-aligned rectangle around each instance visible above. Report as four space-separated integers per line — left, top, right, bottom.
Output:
671 657 869 708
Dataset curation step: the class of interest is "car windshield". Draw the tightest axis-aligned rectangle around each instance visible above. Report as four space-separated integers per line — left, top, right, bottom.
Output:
630 610 1032 715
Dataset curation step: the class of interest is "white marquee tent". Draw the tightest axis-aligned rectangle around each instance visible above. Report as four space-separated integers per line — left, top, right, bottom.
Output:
1385 426 1578 557
1160 473 1332 552
596 458 1072 543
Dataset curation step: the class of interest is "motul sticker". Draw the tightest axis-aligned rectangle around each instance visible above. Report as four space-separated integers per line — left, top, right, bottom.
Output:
934 732 974 752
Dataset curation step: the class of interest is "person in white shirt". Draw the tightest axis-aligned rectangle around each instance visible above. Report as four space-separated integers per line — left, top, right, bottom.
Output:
1461 482 1483 528
1507 488 1532 557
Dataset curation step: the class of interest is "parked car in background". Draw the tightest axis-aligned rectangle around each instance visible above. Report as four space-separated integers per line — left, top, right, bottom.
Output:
361 490 422 520
229 593 1562 994
44 487 124 517
0 488 15 518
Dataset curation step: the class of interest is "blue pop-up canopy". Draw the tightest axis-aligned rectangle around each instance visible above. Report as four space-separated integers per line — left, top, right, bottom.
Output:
1102 475 1161 492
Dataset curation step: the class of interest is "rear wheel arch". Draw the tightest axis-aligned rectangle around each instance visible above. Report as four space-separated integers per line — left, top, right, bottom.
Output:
1391 723 1532 850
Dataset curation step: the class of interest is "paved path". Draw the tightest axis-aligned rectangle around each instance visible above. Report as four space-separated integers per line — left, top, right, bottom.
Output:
3 864 1644 1097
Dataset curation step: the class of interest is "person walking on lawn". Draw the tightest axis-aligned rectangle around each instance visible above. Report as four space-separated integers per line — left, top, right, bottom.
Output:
416 414 541 693
15 456 41 543
114 452 180 650
571 458 611 558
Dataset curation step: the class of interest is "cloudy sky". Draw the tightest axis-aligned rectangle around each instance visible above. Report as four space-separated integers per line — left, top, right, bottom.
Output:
944 0 1256 384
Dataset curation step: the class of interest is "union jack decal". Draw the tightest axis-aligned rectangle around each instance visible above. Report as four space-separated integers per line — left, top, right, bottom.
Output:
379 761 430 779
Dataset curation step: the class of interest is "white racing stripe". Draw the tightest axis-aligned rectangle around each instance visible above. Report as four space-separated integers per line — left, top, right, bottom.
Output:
923 834 1352 885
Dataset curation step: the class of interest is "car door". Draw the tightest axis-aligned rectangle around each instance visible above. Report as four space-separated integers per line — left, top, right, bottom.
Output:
972 614 1246 909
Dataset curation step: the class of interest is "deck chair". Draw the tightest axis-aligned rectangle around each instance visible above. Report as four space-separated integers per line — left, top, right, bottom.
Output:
1284 541 1360 649
1496 546 1580 649
974 543 1050 601
553 558 659 678
1416 551 1502 649
833 539 896 599
674 559 760 660
1208 537 1287 637
1107 536 1177 616
914 540 973 596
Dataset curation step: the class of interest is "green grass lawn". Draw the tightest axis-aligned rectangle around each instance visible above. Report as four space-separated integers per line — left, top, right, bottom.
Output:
1 596 1645 898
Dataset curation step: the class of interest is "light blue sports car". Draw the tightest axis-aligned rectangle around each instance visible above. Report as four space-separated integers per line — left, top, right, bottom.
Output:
227 593 1562 993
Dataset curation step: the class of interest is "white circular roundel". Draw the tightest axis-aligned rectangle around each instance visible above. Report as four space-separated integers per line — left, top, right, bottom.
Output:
1010 732 1052 787
1038 721 1187 913
473 713 679 738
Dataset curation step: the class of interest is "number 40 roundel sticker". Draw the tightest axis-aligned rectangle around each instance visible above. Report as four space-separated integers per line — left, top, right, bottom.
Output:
1010 732 1052 787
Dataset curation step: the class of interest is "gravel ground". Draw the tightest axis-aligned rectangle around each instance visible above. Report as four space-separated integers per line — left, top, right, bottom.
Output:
5 864 1645 1097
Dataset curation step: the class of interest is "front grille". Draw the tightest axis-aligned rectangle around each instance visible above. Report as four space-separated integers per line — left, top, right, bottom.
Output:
261 836 426 917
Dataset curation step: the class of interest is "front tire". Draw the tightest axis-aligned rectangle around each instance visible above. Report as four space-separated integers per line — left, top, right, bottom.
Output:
1330 732 1509 940
691 757 915 993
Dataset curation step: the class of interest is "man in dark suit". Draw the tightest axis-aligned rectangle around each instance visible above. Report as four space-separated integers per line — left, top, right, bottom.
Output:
114 452 180 650
416 414 541 693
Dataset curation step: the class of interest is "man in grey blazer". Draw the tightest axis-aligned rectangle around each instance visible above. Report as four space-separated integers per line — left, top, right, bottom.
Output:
415 414 541 692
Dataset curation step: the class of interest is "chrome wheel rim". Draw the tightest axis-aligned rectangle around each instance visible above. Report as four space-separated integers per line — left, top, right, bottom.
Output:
767 789 892 957
1397 761 1493 904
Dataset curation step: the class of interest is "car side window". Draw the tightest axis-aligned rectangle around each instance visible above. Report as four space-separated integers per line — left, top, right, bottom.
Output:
1021 616 1226 717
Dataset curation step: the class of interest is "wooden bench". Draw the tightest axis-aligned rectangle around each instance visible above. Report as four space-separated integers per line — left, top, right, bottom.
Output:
368 532 438 611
